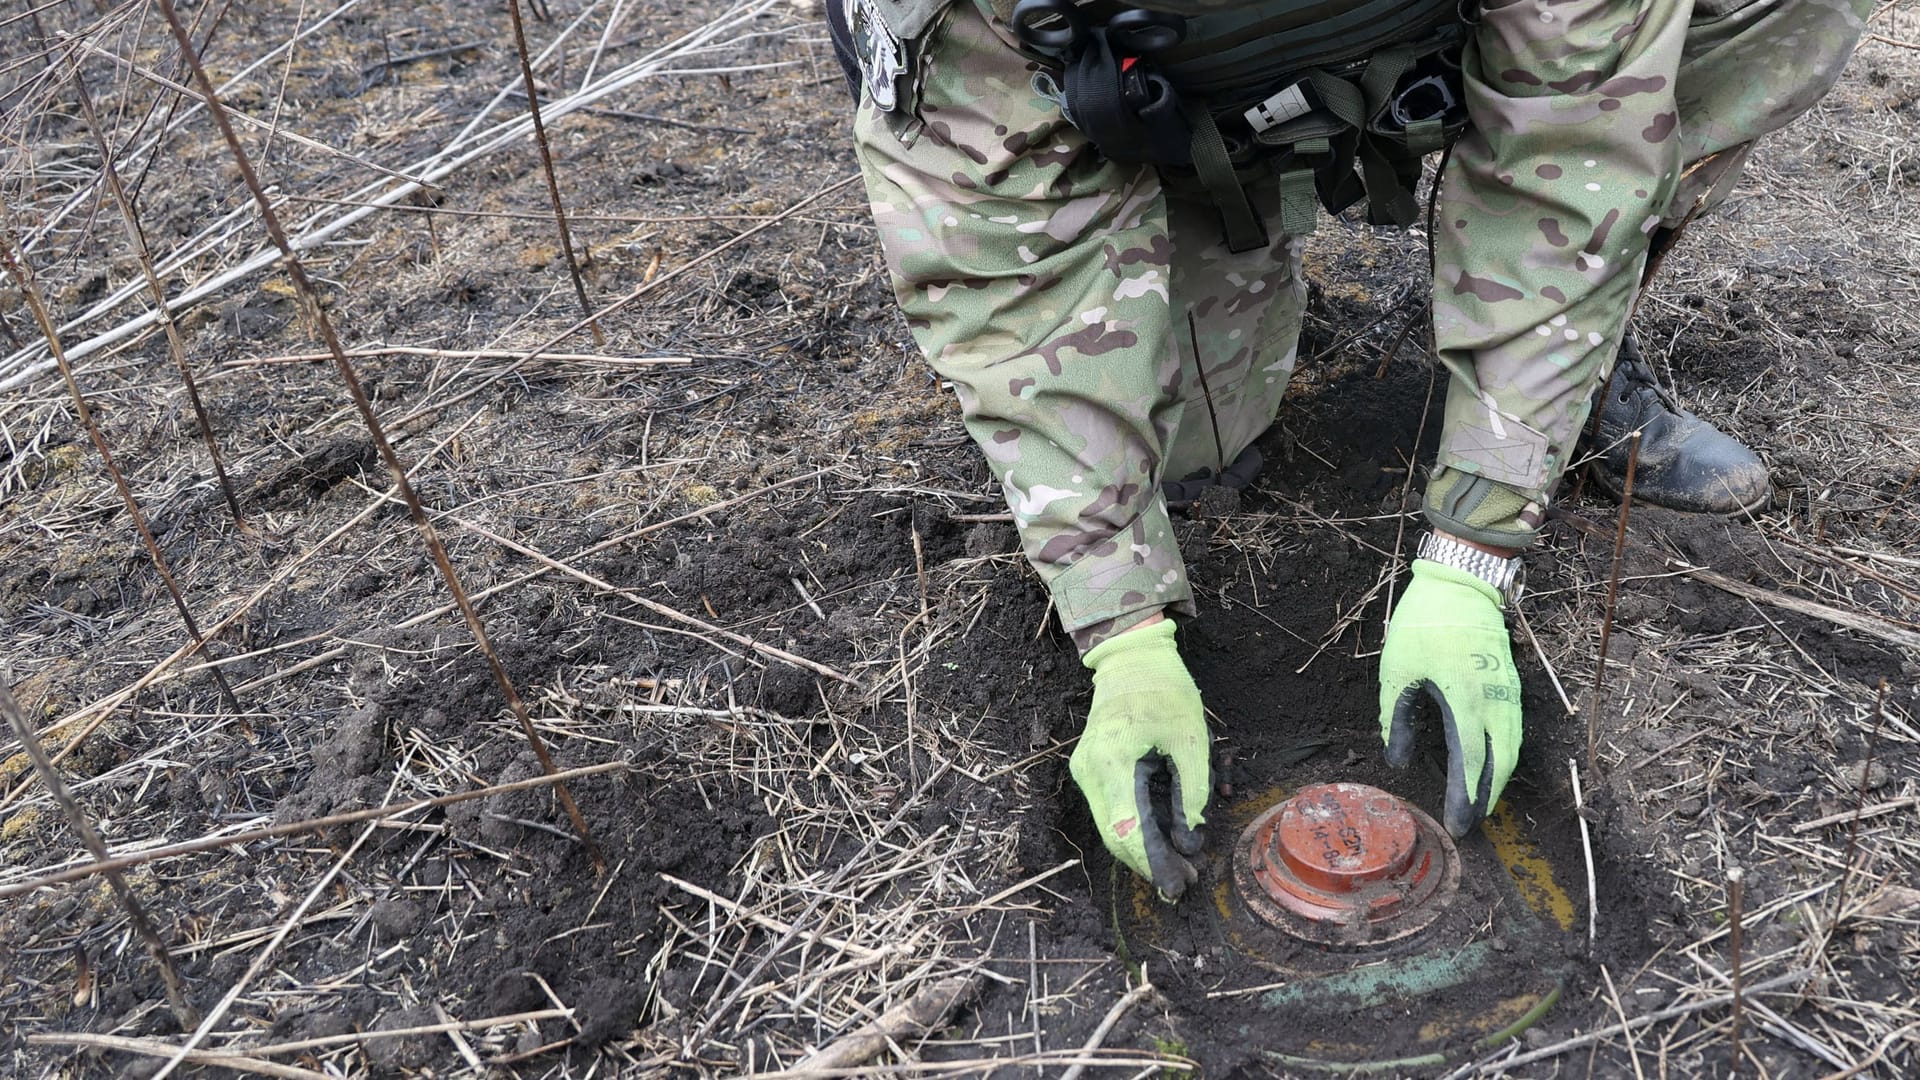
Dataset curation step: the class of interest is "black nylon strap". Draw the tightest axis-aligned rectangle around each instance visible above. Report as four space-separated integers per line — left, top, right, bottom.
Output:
1063 29 1194 165
1187 106 1266 252
825 0 861 104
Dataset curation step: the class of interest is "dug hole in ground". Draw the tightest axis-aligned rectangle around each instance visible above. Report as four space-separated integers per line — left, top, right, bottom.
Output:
0 2 1916 1077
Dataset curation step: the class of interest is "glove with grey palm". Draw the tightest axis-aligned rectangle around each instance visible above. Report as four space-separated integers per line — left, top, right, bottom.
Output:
1068 619 1210 900
1377 556 1524 837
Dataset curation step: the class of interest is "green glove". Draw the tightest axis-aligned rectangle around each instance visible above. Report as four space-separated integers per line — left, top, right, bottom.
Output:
1069 620 1210 900
1378 559 1524 837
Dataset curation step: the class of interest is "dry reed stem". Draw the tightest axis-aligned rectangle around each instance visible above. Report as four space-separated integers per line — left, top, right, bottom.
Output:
1828 680 1889 932
63 52 244 526
0 760 627 899
0 227 242 715
1598 964 1648 1080
1589 430 1642 772
450 511 857 683
0 680 197 1028
1454 969 1814 1075
150 0 599 860
1548 507 1920 653
505 0 604 345
1570 758 1598 946
22 1033 328 1080
1728 865 1747 1074
794 974 980 1072
1058 966 1157 1080
240 1008 570 1056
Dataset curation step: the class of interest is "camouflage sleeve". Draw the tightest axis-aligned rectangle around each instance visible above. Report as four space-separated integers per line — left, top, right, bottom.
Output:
851 5 1196 654
1425 0 1871 546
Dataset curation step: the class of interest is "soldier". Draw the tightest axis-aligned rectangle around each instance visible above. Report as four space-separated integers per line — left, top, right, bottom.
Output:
829 0 1871 897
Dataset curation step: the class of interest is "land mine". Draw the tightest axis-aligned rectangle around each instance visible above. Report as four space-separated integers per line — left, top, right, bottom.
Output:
1 2 1917 1077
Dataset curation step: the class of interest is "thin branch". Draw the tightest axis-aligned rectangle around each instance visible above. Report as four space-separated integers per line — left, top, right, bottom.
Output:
505 0 603 344
1590 430 1642 772
0 228 242 716
64 52 245 526
150 0 599 862
0 761 627 901
1829 680 1889 931
23 1033 326 1080
1059 967 1157 1080
1456 969 1813 1075
0 680 197 1029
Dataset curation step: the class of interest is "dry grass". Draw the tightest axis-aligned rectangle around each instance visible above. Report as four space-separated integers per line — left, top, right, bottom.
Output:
1 2 1916 1078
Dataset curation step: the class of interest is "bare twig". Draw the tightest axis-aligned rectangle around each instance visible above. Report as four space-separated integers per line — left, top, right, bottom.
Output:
0 230 241 716
1829 680 1888 931
1598 965 1647 1080
151 0 598 860
749 1051 1193 1078
0 762 627 901
451 512 856 684
65 58 244 526
0 681 197 1028
1815 1022 1920 1080
1519 606 1577 717
505 0 603 344
1590 430 1642 772
1727 866 1746 1074
227 346 689 367
22 1034 325 1080
1550 509 1920 653
238 1008 571 1056
1455 969 1812 1075
1792 794 1920 834
1059 966 1156 1080
1570 758 1598 945
795 975 980 1072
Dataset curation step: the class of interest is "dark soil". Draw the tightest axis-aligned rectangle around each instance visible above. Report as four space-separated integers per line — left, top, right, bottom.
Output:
2 3 1917 1079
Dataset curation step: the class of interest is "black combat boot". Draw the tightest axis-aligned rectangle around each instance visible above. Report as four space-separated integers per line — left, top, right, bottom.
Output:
1585 333 1771 514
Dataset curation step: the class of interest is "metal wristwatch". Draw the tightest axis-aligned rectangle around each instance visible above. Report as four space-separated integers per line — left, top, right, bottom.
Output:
1416 531 1523 604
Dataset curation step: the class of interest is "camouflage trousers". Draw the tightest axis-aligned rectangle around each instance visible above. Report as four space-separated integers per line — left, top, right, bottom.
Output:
849 0 1868 654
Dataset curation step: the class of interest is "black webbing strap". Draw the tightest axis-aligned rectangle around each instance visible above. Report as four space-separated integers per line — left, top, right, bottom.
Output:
1063 29 1193 166
1296 49 1427 227
1187 106 1267 253
825 0 861 104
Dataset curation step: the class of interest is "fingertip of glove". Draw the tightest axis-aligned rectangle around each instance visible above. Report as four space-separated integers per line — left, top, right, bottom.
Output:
1442 787 1481 839
1154 855 1199 903
1170 823 1204 857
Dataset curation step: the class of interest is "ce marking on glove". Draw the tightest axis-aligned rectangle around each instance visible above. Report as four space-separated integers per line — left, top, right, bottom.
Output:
1470 653 1504 672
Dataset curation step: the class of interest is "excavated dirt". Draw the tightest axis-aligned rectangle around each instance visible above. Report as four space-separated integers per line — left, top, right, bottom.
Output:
2 2 1917 1078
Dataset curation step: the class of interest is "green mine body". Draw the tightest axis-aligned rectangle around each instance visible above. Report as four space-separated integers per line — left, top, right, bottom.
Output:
1116 788 1579 1069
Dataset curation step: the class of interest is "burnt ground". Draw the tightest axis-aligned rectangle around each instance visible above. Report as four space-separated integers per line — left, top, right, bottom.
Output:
1 1 1918 1077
